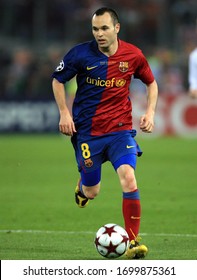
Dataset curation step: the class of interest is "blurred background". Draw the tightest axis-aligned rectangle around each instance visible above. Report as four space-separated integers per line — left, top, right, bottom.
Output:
0 0 196 136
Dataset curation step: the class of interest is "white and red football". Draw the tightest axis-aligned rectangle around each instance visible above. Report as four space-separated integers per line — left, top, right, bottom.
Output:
94 223 129 258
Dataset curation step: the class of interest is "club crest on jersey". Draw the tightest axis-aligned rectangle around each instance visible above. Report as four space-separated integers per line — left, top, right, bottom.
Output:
84 158 93 168
119 62 129 73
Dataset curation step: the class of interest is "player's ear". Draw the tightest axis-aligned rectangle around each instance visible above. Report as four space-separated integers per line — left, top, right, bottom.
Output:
115 23 120 34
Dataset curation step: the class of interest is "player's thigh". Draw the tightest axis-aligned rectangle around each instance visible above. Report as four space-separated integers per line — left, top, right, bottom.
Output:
72 134 104 194
108 131 138 168
71 134 104 174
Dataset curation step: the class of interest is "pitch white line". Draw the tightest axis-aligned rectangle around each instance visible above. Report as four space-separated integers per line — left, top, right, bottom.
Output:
0 229 93 234
0 229 196 238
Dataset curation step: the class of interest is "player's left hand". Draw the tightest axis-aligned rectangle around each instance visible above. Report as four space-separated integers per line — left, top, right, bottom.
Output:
140 114 154 133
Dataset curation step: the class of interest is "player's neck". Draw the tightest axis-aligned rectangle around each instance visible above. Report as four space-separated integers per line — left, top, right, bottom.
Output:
99 40 119 57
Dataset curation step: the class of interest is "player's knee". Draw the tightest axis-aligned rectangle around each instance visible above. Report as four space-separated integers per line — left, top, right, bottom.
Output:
125 176 137 191
120 170 137 192
83 184 100 199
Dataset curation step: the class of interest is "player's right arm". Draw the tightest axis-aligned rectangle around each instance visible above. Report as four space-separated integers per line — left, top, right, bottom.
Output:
52 78 76 136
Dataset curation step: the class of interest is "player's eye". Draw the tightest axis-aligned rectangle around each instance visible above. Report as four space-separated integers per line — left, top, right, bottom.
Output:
92 27 98 32
102 26 109 31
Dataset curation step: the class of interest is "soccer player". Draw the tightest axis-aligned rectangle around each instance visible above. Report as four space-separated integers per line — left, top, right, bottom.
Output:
52 7 158 259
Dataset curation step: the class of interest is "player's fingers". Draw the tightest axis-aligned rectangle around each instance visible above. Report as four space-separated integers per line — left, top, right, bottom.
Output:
59 124 66 134
139 116 145 126
140 122 154 133
59 124 73 136
71 122 77 133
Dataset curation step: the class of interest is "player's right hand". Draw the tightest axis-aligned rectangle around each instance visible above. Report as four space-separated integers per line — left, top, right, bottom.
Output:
59 113 76 136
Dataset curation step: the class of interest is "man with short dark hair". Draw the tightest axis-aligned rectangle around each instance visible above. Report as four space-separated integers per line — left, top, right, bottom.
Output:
52 7 158 259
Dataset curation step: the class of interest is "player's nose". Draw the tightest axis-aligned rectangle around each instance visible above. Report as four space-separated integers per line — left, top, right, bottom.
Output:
97 30 103 37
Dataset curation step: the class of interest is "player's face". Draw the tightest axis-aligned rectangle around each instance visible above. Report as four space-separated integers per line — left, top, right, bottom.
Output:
92 12 120 54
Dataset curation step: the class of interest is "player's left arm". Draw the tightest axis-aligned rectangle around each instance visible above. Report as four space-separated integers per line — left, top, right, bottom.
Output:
140 79 158 133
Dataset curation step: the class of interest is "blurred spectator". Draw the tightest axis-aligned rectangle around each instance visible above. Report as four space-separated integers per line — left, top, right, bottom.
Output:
155 48 185 94
0 0 196 101
0 47 11 99
4 48 36 100
28 46 64 100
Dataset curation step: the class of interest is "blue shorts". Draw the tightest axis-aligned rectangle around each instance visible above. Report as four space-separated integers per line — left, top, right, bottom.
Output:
71 130 142 186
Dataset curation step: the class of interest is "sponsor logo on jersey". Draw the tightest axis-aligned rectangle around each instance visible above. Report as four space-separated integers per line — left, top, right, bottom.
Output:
119 61 129 72
86 66 98 70
86 77 126 88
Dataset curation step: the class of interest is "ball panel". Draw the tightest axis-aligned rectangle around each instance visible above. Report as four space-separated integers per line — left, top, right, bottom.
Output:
114 224 128 236
116 241 128 254
110 232 124 245
96 226 106 237
96 245 108 257
98 233 111 246
107 252 119 258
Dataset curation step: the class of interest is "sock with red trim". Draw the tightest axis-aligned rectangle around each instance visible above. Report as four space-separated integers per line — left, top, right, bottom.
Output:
122 189 141 240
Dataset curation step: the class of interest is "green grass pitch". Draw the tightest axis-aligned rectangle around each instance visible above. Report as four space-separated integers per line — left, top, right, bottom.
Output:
0 134 196 260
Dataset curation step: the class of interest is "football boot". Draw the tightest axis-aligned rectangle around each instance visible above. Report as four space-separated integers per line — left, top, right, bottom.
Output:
125 236 148 259
75 181 89 208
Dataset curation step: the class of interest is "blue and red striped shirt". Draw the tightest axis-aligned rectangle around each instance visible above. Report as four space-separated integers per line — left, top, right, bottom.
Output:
52 39 154 136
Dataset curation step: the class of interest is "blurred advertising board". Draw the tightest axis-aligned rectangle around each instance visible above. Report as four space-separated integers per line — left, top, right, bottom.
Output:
0 102 59 133
0 94 196 137
133 94 197 138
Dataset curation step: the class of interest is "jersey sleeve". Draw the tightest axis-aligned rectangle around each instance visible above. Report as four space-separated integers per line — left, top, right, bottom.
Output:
134 52 155 85
52 47 79 83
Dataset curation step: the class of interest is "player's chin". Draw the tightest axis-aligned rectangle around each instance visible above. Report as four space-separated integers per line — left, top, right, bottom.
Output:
98 40 107 47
